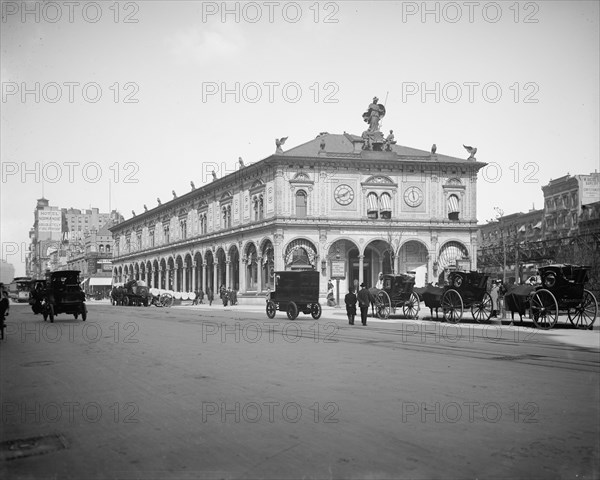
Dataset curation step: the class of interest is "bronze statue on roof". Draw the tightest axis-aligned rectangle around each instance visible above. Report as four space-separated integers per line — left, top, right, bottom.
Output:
361 96 387 150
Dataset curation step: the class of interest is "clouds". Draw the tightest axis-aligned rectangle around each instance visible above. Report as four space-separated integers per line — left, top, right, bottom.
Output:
166 24 245 66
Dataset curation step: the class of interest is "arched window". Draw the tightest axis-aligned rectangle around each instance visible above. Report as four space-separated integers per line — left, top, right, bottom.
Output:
367 193 378 219
98 244 104 253
296 190 307 217
379 193 392 219
447 194 460 221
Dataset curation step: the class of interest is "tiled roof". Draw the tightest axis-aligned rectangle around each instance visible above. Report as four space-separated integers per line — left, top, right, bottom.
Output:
279 133 473 163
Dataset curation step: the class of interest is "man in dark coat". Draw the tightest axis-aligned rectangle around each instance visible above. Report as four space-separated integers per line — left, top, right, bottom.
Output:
344 287 357 325
357 282 371 326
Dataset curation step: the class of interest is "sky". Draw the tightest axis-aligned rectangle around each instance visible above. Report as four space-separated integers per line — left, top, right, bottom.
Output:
1 0 599 277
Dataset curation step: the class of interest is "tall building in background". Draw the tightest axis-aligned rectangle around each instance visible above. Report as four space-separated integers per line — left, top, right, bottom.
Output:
26 198 123 279
0 259 16 284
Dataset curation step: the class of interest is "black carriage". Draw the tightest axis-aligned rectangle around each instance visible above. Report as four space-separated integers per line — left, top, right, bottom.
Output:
440 271 492 323
371 273 420 319
529 264 597 330
40 270 87 322
112 280 150 306
266 271 322 320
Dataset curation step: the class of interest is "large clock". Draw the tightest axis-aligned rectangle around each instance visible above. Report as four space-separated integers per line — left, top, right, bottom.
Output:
334 184 355 205
404 186 424 207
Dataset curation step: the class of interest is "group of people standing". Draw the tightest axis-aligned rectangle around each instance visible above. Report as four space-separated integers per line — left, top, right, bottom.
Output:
344 282 374 326
191 286 238 307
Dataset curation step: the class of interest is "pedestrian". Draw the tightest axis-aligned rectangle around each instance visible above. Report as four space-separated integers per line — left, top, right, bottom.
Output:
231 289 238 306
206 286 214 306
345 286 357 325
490 280 500 318
327 280 336 307
357 282 370 326
0 286 9 340
198 288 204 304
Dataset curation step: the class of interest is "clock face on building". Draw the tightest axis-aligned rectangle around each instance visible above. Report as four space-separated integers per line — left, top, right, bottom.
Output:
404 186 424 207
334 184 355 205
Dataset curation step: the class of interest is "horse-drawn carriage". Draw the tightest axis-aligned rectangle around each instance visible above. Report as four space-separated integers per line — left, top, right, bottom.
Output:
370 273 420 319
266 270 322 320
111 280 150 306
438 271 493 323
528 264 597 330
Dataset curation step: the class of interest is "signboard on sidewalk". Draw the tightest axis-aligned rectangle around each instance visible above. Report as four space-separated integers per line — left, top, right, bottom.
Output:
331 260 346 279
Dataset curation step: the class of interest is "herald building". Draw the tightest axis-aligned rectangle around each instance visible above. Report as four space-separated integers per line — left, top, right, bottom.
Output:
109 99 486 303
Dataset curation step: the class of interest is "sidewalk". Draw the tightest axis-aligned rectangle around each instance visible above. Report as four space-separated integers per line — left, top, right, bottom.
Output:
176 302 600 350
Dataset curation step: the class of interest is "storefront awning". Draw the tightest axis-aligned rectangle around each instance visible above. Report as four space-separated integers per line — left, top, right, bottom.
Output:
89 277 113 286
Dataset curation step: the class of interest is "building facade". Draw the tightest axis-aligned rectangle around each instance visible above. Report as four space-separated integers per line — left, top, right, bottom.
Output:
27 198 122 280
110 103 486 302
478 171 600 284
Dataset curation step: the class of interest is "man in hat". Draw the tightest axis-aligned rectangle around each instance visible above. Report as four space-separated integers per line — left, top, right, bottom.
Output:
344 286 357 325
357 282 371 325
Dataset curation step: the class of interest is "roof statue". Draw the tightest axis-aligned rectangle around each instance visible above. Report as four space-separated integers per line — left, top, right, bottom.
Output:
131 210 136 217
361 96 387 150
463 145 477 160
275 137 288 154
172 190 177 199
212 170 218 181
384 130 396 151
239 157 245 168
157 197 161 205
431 144 437 154
190 181 195 190
143 204 148 212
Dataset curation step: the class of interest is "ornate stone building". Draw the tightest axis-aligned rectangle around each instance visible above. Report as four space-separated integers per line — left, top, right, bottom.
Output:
109 102 486 303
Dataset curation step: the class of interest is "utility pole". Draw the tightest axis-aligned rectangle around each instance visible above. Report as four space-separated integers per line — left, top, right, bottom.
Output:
494 207 506 282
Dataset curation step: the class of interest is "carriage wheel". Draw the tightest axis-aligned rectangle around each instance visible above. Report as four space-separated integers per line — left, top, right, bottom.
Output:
568 289 597 330
376 291 391 319
471 292 493 323
442 289 463 323
286 301 299 320
311 303 322 320
123 295 130 306
530 289 558 330
266 301 277 319
402 292 420 319
161 294 174 308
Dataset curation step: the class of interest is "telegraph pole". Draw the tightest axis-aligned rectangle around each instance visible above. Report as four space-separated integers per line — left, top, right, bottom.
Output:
494 207 506 282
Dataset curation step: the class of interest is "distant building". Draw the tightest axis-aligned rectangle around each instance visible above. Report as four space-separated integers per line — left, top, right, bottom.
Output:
478 171 600 283
0 259 16 284
27 198 123 279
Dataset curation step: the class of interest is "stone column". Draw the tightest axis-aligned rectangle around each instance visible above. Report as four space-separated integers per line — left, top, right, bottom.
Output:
240 256 247 294
226 260 232 289
192 261 197 292
202 262 207 292
185 263 190 292
257 256 263 292
174 266 179 292
358 255 364 287
213 261 218 292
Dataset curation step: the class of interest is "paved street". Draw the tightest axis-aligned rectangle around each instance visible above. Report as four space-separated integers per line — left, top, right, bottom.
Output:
1 301 599 479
